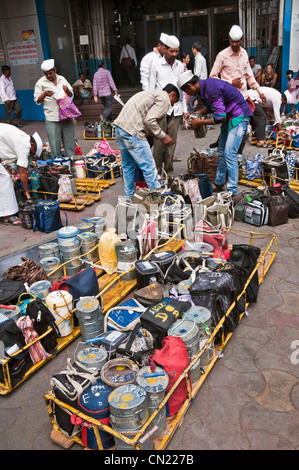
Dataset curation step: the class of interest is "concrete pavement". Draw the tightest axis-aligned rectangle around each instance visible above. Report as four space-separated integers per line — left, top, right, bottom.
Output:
0 118 298 451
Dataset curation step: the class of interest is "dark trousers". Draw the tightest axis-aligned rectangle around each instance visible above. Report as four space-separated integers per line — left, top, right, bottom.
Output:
4 99 22 126
251 103 267 141
99 95 114 121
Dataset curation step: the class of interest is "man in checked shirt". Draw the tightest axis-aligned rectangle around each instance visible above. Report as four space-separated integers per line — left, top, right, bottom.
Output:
114 84 179 198
93 60 118 122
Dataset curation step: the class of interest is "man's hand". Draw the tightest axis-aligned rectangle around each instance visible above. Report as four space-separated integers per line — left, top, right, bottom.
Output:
189 118 201 130
259 92 267 105
94 96 98 103
162 134 174 146
63 86 72 97
231 77 243 89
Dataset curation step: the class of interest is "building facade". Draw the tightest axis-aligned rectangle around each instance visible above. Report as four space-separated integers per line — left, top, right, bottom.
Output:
0 0 297 121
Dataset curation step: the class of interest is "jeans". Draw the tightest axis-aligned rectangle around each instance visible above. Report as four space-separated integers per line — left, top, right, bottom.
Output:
115 126 159 197
214 117 250 195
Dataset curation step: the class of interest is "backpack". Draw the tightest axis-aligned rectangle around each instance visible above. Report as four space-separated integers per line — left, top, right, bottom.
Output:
0 319 33 387
33 200 63 233
0 278 26 305
149 335 191 416
228 244 261 303
26 298 60 355
189 271 237 343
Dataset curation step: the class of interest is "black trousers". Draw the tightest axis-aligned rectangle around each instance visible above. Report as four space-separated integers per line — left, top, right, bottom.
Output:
250 103 267 141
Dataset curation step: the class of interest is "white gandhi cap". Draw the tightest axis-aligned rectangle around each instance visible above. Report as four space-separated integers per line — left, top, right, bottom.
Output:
229 25 243 41
159 33 168 45
177 70 194 89
32 132 43 158
41 59 55 72
164 35 180 49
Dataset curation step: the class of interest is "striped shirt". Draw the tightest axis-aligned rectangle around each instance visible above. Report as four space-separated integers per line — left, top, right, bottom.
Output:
93 68 117 97
114 90 171 140
199 78 253 132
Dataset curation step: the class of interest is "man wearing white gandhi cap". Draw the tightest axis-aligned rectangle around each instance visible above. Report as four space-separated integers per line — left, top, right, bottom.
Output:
34 59 76 159
148 33 187 175
140 33 169 90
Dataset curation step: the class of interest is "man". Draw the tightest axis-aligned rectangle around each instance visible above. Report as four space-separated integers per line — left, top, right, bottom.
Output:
209 25 266 149
120 38 138 87
0 65 23 128
93 61 118 122
114 84 179 198
187 42 208 112
178 71 252 196
148 35 187 174
248 86 284 140
249 56 262 85
140 33 168 91
73 73 93 104
0 123 42 224
34 59 76 159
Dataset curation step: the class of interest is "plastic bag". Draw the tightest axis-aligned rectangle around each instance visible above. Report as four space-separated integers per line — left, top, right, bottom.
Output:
98 228 121 275
58 175 73 202
57 93 81 121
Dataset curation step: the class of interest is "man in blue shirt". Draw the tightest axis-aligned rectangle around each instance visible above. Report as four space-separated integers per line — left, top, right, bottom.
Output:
178 71 253 195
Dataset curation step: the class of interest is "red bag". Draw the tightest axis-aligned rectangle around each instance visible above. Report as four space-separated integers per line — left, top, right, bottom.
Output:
194 220 228 252
149 336 191 416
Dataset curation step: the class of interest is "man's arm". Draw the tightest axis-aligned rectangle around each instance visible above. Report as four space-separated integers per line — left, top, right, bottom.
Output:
18 166 30 199
144 96 172 143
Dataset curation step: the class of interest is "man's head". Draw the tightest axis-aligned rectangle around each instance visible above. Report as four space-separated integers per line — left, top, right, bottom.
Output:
2 65 11 78
30 132 43 157
229 25 243 53
157 33 168 56
249 56 256 69
192 42 202 57
98 60 105 68
162 83 180 105
177 71 199 96
164 35 180 65
41 59 56 82
80 73 86 81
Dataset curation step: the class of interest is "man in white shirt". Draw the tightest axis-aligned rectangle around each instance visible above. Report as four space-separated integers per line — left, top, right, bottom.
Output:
148 35 187 176
0 65 23 128
0 124 42 224
188 42 208 112
120 38 138 87
249 56 262 85
140 33 168 90
248 86 283 134
34 59 76 158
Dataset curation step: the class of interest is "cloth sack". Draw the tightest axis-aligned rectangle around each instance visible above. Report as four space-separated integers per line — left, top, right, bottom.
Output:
3 257 48 286
245 153 264 180
16 316 50 364
57 94 81 121
51 267 99 306
262 149 289 185
33 200 63 233
58 175 73 202
26 297 60 355
149 335 191 416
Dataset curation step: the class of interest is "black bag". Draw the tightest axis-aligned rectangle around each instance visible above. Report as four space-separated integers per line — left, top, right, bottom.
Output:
262 151 289 186
0 278 26 305
39 168 59 199
84 121 97 138
189 271 237 343
0 319 33 387
283 185 299 218
228 244 261 303
50 359 100 438
26 298 60 355
140 298 191 348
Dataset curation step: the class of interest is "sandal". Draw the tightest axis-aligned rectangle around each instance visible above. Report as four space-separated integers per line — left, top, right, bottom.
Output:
256 141 267 148
173 157 182 162
3 216 22 225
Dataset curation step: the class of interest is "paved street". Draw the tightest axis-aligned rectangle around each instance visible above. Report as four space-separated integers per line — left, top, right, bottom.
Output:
0 118 298 451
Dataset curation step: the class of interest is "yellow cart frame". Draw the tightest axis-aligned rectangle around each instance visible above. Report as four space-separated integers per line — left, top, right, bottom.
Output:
43 227 277 450
0 224 185 395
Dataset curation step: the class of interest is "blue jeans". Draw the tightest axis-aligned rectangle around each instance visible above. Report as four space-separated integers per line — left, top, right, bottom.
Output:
214 117 250 195
115 126 159 197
